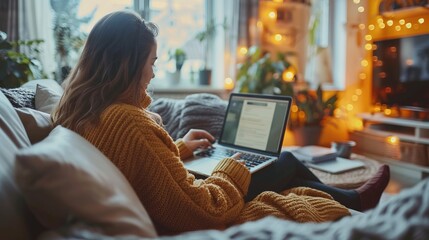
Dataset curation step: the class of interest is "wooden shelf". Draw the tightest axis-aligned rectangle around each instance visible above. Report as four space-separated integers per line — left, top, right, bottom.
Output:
358 113 429 144
380 5 429 18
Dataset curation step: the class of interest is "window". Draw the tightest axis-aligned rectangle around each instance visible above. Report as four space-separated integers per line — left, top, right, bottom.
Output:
305 0 346 90
75 0 211 88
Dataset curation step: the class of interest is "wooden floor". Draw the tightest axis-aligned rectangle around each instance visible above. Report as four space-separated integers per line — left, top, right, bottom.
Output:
381 163 424 202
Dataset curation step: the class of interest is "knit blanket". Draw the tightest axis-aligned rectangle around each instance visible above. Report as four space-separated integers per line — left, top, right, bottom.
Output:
38 178 429 239
149 93 227 140
165 177 429 240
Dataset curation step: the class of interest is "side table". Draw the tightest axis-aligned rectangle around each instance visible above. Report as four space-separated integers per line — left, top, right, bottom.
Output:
308 153 382 189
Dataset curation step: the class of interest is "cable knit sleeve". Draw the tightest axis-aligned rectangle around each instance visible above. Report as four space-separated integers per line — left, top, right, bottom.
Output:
174 139 194 160
79 104 251 235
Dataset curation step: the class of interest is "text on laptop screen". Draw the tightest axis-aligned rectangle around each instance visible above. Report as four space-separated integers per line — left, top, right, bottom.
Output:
219 95 290 154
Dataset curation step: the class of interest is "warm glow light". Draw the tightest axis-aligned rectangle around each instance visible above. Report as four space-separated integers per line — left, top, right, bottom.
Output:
239 47 248 56
386 136 399 145
353 0 360 4
268 11 276 19
352 95 358 101
387 20 393 26
365 35 372 41
399 19 405 25
368 24 375 30
361 59 368 67
355 89 362 95
377 18 384 24
384 108 392 115
273 0 283 2
365 43 373 50
334 108 341 118
291 105 298 112
346 104 354 111
358 6 364 12
406 23 412 29
418 18 425 24
406 59 414 65
385 87 392 93
282 66 296 82
274 34 282 41
379 23 385 29
395 25 401 31
373 44 378 50
359 72 366 80
359 24 365 30
224 77 234 90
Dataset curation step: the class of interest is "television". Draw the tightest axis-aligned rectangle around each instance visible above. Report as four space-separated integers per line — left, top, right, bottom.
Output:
372 33 429 110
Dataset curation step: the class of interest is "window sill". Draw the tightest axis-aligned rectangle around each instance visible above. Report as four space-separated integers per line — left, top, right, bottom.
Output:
148 84 230 100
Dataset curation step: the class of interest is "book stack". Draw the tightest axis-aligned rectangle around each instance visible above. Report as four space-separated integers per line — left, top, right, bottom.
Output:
291 145 338 163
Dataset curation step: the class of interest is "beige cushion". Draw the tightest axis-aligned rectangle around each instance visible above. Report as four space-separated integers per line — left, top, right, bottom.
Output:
21 79 64 94
15 126 158 238
15 107 53 144
35 84 62 114
0 90 31 148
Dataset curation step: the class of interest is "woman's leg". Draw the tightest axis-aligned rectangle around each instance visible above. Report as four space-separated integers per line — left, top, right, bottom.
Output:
246 151 326 201
246 151 390 211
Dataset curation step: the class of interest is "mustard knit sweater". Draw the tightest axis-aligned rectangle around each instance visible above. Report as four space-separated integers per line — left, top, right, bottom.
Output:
76 102 350 235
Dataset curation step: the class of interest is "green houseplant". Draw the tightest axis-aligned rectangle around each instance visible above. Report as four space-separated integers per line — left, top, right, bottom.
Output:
236 46 338 145
169 48 187 72
0 31 45 88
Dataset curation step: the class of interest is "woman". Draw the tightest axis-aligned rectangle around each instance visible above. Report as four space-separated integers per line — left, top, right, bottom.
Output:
53 10 389 235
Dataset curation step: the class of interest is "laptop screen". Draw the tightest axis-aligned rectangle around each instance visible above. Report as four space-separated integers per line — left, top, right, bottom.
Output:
218 93 292 155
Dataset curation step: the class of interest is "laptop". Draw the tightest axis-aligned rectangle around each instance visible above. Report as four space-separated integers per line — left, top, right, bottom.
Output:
184 93 292 177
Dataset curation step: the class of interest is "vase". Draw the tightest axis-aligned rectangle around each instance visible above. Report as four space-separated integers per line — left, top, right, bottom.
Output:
199 69 212 85
167 71 181 85
292 125 323 146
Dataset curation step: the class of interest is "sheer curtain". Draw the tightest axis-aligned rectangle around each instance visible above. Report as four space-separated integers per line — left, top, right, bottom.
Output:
0 0 19 41
237 0 259 48
18 0 56 79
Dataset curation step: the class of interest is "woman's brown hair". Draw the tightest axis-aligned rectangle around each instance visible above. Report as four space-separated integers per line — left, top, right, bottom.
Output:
52 10 158 131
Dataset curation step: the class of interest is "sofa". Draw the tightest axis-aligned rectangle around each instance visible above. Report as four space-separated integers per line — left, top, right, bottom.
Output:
1 79 429 240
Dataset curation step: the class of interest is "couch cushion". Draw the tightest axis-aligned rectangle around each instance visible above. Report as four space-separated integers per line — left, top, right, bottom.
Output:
15 107 53 144
35 84 62 114
15 126 158 238
0 129 44 239
0 91 31 148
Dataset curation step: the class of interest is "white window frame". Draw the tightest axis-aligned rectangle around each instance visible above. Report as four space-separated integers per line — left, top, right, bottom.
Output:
135 0 231 89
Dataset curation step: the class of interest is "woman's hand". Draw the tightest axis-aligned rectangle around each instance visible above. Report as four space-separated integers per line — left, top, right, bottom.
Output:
182 129 216 152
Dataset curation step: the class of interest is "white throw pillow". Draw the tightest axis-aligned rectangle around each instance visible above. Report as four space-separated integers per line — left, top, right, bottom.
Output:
15 126 157 238
35 84 62 114
15 107 53 144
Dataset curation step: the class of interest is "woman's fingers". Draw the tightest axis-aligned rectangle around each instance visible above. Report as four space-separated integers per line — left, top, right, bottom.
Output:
186 138 213 151
186 129 216 143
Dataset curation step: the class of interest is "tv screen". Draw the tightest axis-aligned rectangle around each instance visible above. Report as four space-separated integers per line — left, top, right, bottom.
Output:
372 33 429 108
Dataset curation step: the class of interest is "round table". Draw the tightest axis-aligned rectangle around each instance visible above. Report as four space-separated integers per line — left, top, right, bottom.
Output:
308 153 382 189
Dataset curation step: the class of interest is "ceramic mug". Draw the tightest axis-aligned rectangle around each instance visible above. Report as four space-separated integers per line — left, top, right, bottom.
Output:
331 141 356 159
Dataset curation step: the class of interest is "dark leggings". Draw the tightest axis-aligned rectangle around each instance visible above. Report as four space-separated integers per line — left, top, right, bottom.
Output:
246 151 361 210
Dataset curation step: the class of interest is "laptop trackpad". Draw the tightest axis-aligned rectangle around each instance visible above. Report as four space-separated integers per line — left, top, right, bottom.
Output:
184 158 220 177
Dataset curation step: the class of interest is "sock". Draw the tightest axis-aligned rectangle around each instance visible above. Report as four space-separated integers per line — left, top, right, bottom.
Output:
355 164 390 211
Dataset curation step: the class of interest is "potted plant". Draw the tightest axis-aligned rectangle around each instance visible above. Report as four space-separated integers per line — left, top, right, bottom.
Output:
236 45 338 145
50 0 95 82
194 19 227 85
0 31 45 88
236 46 296 95
291 85 338 146
167 48 187 85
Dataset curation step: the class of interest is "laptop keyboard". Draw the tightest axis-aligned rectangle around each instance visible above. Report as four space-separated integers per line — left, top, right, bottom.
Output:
195 148 271 169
